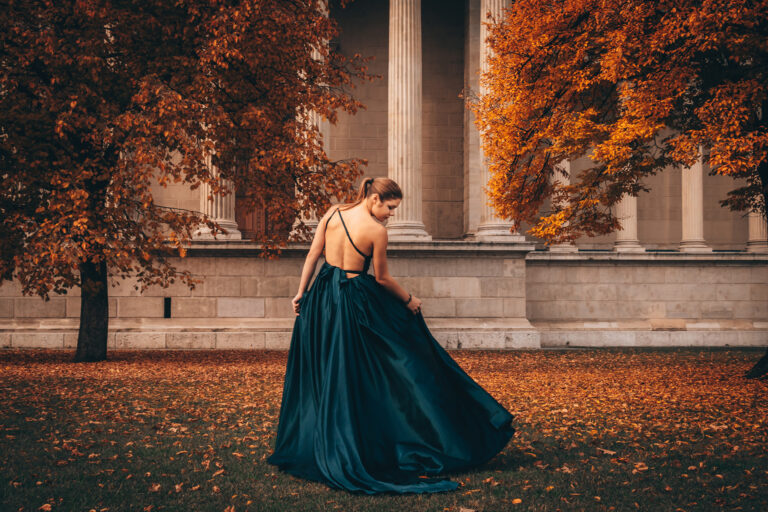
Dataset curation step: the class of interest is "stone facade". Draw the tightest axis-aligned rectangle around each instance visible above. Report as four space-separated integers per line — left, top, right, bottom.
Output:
2 0 767 350
1 245 766 350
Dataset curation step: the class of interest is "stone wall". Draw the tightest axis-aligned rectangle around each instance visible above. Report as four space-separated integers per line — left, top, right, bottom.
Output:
328 0 389 180
1 243 766 350
527 252 767 347
0 242 538 350
421 0 466 238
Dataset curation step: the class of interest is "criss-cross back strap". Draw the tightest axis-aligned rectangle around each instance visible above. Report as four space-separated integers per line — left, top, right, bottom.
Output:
335 209 371 258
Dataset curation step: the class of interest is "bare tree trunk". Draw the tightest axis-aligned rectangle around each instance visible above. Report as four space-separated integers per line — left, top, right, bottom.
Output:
74 258 109 362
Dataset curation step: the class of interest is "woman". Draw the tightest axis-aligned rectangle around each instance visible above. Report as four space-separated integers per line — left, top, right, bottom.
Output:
266 177 516 494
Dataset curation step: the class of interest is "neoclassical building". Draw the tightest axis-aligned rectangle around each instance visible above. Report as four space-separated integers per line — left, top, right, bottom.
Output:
1 0 766 350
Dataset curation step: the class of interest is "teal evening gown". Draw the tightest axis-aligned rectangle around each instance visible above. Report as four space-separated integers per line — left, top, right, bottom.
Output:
266 209 515 494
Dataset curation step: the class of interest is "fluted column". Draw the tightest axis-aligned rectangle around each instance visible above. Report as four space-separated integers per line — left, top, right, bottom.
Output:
613 194 645 252
195 155 242 240
548 160 578 252
475 0 522 241
303 111 327 234
387 0 430 240
679 150 711 252
747 211 768 253
463 0 482 237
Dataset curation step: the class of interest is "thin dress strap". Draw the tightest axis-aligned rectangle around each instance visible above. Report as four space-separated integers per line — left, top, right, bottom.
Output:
335 209 371 259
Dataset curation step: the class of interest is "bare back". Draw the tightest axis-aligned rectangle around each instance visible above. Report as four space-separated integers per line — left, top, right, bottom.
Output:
323 204 379 277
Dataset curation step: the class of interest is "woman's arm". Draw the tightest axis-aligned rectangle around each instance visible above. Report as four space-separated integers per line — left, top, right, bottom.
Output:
371 225 422 314
292 206 337 315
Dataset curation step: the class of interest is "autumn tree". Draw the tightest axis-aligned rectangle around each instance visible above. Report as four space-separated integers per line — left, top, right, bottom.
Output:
472 0 768 377
0 0 369 362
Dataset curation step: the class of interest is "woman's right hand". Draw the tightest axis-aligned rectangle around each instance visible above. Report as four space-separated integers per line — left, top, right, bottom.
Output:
292 293 303 316
407 295 423 315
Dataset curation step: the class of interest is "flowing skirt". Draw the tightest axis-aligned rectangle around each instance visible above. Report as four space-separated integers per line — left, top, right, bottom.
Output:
266 262 515 494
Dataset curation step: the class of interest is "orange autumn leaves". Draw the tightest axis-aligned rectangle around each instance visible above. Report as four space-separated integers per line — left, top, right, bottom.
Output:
0 0 371 302
2 349 767 510
472 0 768 244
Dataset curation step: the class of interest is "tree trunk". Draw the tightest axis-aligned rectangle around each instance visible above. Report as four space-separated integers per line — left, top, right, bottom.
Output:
74 258 109 362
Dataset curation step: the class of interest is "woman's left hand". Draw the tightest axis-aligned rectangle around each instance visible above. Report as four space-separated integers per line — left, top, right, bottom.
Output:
407 295 423 315
292 293 303 316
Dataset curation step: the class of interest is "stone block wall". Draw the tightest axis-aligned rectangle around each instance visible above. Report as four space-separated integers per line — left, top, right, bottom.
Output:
2 244 766 350
527 256 766 322
0 242 538 350
422 0 465 239
329 0 389 181
527 252 767 347
386 253 526 319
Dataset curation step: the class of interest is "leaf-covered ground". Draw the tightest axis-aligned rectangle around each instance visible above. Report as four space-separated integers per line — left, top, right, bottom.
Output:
1 348 766 512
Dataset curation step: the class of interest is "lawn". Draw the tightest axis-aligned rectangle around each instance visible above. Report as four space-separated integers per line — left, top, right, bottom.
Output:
1 348 766 512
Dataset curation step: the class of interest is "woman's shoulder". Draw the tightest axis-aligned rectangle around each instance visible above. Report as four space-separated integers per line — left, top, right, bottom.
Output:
320 204 344 223
365 217 388 241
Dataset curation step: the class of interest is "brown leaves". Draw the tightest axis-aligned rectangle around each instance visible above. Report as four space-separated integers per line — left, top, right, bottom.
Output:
2 349 767 509
1 0 371 324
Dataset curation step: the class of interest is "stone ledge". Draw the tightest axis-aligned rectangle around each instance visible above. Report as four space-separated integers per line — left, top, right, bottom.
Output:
527 250 768 263
4 319 764 350
532 319 764 331
187 240 536 257
540 330 768 348
2 329 541 350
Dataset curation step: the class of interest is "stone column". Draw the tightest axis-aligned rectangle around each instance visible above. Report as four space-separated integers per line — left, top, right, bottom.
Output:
679 150 711 252
303 111 327 234
387 0 430 240
475 0 522 241
195 155 242 240
463 0 482 237
747 211 768 253
613 194 645 252
548 160 578 252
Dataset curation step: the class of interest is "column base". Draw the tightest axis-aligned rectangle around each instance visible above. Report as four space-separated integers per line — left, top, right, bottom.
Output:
386 221 432 241
746 241 768 253
475 222 526 242
613 240 646 253
194 220 242 241
679 240 712 253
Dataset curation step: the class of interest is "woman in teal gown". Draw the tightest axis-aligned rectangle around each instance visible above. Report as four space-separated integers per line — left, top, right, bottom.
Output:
266 177 516 494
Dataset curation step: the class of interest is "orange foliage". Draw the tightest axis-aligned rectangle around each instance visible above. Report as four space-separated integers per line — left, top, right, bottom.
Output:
1 349 767 509
0 0 371 298
472 0 768 243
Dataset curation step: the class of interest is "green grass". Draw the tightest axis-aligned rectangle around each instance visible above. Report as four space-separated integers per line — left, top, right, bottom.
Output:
1 348 766 511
